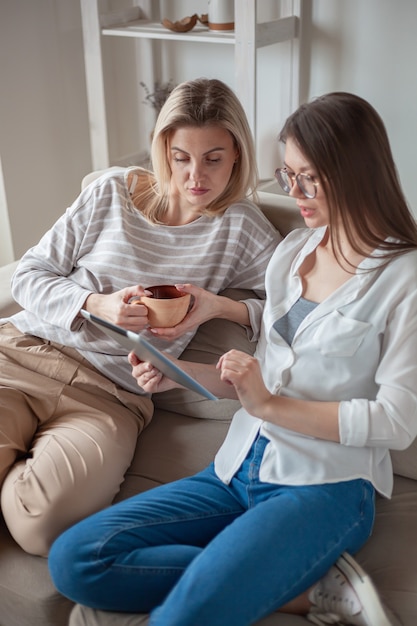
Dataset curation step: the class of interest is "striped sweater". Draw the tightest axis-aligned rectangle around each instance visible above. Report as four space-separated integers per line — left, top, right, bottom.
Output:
7 171 281 394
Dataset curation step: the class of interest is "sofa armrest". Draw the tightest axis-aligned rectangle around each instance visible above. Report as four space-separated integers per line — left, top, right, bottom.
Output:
0 261 21 317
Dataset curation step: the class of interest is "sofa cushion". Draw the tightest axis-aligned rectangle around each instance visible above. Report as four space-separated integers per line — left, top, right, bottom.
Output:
69 604 308 625
114 409 230 502
391 439 417 480
356 475 417 626
0 260 21 317
0 518 73 626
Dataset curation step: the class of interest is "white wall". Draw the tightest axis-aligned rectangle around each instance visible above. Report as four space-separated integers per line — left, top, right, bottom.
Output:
0 0 91 261
1 0 416 262
304 0 417 221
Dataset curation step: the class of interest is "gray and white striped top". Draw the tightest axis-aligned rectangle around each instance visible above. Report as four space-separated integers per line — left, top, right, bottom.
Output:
7 171 281 394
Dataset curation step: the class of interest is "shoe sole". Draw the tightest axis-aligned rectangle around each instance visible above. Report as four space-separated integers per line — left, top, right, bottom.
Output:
337 552 395 626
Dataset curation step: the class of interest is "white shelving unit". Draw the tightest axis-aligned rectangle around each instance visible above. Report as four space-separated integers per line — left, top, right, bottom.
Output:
80 0 302 170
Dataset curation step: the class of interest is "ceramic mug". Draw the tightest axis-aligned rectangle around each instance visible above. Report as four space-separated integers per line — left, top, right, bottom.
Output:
133 285 191 327
208 0 234 31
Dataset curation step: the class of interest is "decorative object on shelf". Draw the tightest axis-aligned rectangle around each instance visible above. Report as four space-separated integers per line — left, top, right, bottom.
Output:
198 14 208 26
140 80 177 116
208 0 234 31
161 14 198 33
80 0 301 171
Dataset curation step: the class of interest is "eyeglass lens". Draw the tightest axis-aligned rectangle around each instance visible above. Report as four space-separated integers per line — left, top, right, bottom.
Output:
275 169 316 199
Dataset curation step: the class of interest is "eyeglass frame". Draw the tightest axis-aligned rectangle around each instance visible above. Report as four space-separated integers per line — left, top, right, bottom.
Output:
274 167 320 199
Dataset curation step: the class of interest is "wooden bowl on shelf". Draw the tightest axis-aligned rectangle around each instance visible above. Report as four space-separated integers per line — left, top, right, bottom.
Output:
162 14 198 33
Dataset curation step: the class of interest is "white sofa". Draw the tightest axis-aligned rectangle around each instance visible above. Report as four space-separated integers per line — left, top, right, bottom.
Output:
0 188 416 626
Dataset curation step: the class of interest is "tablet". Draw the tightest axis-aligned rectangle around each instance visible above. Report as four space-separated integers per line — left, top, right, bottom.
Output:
80 310 218 401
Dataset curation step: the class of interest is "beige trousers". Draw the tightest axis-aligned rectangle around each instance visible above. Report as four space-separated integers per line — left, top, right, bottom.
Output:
0 323 153 556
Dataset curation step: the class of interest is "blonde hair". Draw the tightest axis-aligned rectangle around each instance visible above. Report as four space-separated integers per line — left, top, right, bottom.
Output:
127 78 258 224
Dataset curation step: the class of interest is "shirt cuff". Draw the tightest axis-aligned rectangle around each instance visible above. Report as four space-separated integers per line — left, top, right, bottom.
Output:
339 399 370 447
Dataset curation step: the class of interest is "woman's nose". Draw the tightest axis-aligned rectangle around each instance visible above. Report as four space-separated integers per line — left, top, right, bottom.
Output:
288 178 302 198
189 161 204 181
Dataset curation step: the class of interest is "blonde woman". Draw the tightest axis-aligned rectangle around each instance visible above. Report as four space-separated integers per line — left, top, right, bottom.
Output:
0 78 280 556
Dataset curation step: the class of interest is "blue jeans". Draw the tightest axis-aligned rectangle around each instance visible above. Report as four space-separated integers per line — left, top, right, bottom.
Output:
49 436 375 626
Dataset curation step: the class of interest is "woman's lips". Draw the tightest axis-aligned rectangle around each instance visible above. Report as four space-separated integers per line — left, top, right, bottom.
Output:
299 204 315 218
189 187 209 195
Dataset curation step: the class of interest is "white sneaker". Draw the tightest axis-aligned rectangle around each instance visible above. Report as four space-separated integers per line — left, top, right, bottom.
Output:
307 552 399 625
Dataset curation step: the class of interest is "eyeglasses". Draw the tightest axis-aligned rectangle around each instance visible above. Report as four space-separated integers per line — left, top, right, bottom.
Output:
275 168 319 199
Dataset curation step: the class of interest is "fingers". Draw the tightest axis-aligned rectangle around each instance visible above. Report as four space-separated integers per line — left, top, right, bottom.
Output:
113 287 150 330
149 317 193 339
217 349 253 369
128 352 141 366
217 350 257 383
174 283 194 295
128 353 162 391
148 285 213 338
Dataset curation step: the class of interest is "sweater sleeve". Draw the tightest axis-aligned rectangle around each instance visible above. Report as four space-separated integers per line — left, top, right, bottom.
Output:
11 185 101 331
225 201 282 340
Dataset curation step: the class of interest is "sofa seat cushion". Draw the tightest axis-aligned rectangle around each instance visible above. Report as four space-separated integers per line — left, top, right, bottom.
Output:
114 409 230 502
0 260 21 317
0 517 73 626
391 439 417 481
69 603 308 625
355 475 417 625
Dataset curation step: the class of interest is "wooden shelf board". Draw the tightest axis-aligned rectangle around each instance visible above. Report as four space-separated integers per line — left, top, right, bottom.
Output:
102 20 235 45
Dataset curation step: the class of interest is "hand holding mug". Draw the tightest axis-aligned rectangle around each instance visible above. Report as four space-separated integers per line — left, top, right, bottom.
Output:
131 285 191 328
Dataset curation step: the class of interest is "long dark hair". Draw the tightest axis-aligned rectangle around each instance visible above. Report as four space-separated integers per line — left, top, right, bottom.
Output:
279 92 417 261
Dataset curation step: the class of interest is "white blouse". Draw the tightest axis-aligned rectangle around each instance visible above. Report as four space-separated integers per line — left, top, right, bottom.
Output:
215 226 417 498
